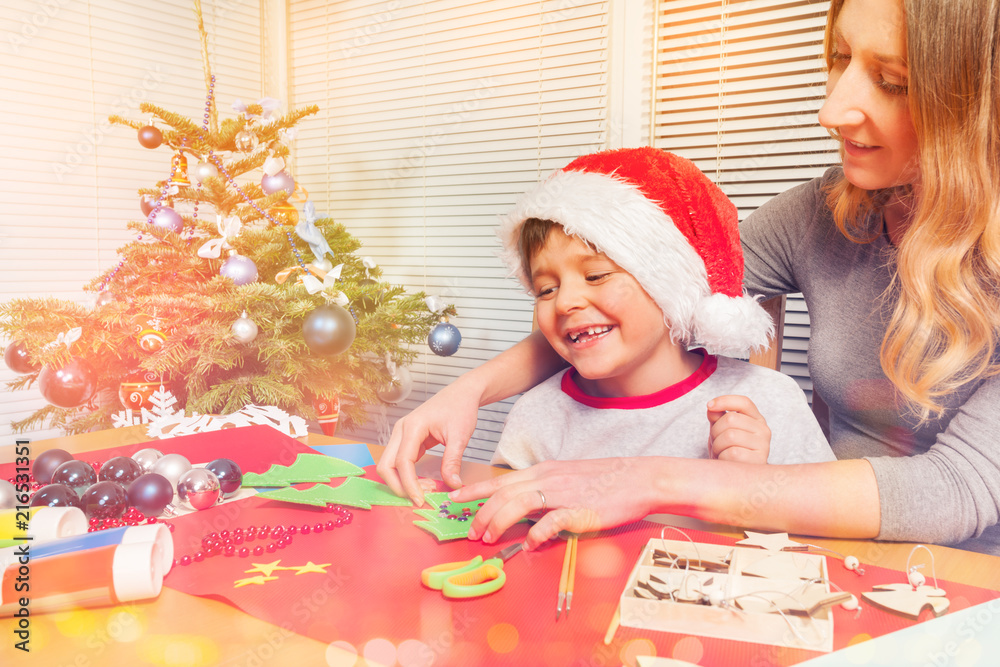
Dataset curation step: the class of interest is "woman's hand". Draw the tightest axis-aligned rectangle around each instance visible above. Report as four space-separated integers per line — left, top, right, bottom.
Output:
450 458 659 550
706 395 771 464
377 379 483 505
378 330 569 505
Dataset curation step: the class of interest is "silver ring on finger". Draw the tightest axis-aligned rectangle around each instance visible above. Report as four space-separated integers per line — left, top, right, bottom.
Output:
537 489 547 513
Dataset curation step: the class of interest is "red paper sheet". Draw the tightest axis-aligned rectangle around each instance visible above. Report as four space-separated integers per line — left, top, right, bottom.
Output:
7 426 999 667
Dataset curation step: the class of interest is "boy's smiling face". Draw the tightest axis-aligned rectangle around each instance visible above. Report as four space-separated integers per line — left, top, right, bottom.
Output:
529 227 690 397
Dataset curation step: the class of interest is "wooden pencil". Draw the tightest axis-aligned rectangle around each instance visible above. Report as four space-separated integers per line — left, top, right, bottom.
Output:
557 534 573 619
603 606 620 645
565 535 578 616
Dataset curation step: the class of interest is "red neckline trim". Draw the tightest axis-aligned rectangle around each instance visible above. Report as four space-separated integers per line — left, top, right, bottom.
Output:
560 350 717 409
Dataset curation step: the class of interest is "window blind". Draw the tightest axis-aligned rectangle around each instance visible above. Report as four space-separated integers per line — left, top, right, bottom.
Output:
289 0 610 461
651 0 839 397
0 0 262 441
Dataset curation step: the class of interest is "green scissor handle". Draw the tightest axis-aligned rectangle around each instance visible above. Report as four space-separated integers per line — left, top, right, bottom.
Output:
440 557 506 599
421 555 484 590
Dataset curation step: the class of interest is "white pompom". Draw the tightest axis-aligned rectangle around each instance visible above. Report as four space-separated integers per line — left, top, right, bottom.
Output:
690 293 774 357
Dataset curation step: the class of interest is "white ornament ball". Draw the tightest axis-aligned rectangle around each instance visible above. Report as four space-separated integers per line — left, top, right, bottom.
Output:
908 569 926 588
844 555 860 572
232 314 259 344
193 160 219 182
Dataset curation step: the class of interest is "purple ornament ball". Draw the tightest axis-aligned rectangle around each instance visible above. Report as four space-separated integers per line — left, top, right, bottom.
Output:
127 473 173 516
31 449 75 484
38 357 98 408
99 456 143 486
29 483 83 509
220 255 259 286
149 206 184 234
51 460 98 497
206 458 243 496
4 341 39 375
137 125 162 149
260 170 296 197
80 481 129 520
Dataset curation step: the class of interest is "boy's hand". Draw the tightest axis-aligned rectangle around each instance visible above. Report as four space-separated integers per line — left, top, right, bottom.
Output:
706 395 770 464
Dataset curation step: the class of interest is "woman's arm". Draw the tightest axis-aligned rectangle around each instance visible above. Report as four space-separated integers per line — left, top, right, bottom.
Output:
377 329 568 504
453 456 880 550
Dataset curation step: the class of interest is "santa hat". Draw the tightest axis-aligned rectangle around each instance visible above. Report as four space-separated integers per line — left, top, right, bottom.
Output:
498 147 772 357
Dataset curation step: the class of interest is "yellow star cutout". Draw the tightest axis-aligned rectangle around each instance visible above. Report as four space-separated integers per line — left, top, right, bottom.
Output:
244 560 291 577
233 575 279 588
291 561 331 575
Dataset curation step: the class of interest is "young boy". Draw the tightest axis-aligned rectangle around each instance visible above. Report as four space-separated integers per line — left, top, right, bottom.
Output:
492 147 834 468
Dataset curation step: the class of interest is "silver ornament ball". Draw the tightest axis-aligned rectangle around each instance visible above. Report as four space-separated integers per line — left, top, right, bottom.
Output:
377 365 413 404
0 480 16 510
234 129 258 152
151 453 192 490
302 304 357 355
177 468 222 511
132 447 164 473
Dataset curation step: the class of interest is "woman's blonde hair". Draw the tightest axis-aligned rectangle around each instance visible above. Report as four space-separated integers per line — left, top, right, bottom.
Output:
823 0 1000 420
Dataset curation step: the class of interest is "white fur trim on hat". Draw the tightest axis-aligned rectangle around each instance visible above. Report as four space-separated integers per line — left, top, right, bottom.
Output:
499 167 772 356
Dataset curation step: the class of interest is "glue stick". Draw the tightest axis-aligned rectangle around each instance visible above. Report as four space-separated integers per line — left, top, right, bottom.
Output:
0 540 164 617
0 506 88 548
0 522 173 573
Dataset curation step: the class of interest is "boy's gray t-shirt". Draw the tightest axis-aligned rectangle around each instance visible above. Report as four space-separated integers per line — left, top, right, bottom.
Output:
494 352 835 469
740 167 1000 554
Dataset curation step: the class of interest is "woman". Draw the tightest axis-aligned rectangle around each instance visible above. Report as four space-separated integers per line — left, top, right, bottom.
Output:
378 0 1000 555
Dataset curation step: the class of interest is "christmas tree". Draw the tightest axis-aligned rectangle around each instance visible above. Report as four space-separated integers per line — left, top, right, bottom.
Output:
0 3 456 436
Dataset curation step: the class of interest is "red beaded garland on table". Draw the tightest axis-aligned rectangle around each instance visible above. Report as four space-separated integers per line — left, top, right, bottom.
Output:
14 456 356 569
172 503 353 568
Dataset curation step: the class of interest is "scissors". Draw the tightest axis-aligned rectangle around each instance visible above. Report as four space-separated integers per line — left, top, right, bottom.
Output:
421 543 524 599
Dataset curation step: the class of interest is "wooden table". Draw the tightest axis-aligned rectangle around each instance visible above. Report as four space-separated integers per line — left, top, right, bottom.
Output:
3 426 999 666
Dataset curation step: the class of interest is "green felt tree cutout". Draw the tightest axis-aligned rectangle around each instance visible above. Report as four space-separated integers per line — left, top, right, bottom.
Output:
413 492 487 541
241 454 364 487
257 476 412 510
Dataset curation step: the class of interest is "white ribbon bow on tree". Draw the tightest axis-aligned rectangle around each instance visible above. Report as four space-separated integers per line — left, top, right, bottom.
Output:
232 97 281 119
197 215 243 259
46 327 82 350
